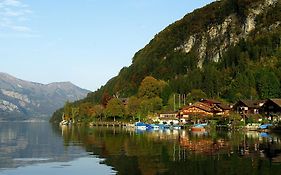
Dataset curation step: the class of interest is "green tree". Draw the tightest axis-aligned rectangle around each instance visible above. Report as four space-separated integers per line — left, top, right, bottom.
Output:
93 105 104 120
256 69 280 99
63 101 72 120
138 76 166 99
106 98 125 121
126 96 140 120
186 89 207 102
139 97 163 118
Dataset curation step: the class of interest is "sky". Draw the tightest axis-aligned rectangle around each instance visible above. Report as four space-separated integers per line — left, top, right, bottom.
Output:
0 0 214 91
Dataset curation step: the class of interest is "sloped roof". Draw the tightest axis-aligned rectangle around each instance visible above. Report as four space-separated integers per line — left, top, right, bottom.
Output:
183 102 213 112
238 100 266 108
200 99 221 104
268 99 281 108
217 103 231 110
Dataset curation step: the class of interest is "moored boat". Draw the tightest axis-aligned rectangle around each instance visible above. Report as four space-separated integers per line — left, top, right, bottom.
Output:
135 122 147 130
59 120 69 126
191 123 207 132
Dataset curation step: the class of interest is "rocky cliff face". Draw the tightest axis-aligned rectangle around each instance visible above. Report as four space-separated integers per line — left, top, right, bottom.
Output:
174 0 278 68
0 72 90 120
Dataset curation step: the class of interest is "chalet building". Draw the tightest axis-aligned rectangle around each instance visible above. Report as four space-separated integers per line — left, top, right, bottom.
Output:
181 102 214 117
180 99 231 118
233 100 265 115
263 99 281 114
262 99 281 117
214 104 231 116
199 99 221 106
200 99 231 116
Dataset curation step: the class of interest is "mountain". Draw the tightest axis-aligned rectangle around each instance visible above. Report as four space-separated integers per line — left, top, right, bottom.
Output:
83 0 281 102
0 72 90 121
51 0 281 121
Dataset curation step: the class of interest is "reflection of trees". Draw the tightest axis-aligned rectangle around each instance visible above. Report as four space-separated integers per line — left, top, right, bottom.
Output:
180 138 230 155
61 126 281 175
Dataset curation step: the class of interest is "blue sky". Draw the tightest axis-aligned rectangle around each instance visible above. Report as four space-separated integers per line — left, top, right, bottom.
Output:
0 0 214 91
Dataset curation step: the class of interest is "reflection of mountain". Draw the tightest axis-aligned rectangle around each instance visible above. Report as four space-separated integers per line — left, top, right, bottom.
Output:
0 122 88 170
61 126 281 175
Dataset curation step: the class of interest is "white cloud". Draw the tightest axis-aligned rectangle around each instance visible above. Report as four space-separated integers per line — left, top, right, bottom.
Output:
2 0 21 7
11 25 31 32
0 0 35 36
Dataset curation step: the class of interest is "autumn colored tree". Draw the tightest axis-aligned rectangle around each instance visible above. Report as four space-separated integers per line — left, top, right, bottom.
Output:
79 102 95 117
101 91 112 107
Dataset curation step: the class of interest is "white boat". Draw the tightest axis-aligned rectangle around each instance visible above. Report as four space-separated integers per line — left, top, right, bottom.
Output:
135 122 147 130
150 124 160 130
59 120 69 126
173 125 182 130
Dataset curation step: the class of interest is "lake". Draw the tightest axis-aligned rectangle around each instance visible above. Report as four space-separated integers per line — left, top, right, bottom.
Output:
0 122 281 175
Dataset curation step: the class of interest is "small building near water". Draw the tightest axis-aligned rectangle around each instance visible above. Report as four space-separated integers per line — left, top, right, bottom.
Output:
233 100 265 115
262 99 281 121
157 112 188 125
157 112 178 125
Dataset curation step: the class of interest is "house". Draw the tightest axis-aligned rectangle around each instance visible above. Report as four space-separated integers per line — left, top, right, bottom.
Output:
157 112 180 125
214 104 231 116
262 99 281 121
181 102 214 117
263 99 281 114
199 99 221 106
200 99 231 116
233 100 265 115
180 99 231 118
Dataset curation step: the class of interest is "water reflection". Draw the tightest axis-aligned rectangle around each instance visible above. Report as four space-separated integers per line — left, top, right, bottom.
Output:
60 125 281 175
0 122 114 175
1 122 281 175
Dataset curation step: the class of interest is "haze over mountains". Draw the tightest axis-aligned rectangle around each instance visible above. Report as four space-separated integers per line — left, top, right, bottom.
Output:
0 72 90 120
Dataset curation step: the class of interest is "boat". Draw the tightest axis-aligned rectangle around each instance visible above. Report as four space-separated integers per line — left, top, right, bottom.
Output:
150 124 160 130
158 124 170 130
172 125 182 130
59 113 70 126
258 124 273 132
245 123 260 131
135 122 147 130
259 124 272 129
191 123 207 132
59 120 69 126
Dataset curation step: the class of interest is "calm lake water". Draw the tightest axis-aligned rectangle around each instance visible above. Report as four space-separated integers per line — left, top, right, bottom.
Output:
0 122 281 175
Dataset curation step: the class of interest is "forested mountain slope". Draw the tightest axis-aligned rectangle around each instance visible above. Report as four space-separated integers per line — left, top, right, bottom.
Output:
51 0 281 122
88 0 281 102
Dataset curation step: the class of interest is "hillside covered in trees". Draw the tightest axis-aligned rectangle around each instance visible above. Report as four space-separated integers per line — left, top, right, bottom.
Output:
51 0 281 122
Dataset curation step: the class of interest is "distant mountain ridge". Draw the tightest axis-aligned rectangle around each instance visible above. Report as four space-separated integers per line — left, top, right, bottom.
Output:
0 72 90 120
